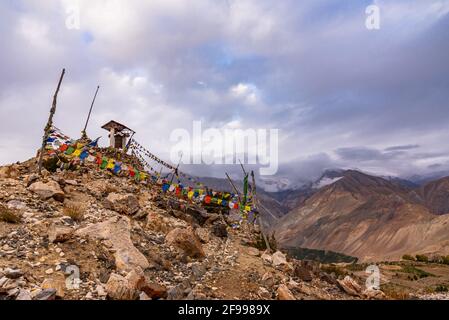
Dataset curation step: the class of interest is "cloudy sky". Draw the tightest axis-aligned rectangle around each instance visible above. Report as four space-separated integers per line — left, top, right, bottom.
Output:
1 0 448 186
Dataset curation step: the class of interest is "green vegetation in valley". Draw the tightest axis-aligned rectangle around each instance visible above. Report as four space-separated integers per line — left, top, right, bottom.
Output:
435 284 448 293
415 254 429 263
401 265 435 280
283 246 358 264
402 254 415 261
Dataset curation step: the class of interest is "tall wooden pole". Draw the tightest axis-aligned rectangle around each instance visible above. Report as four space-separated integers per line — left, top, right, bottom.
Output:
239 159 247 176
250 170 258 206
251 170 271 251
82 85 100 138
225 172 242 204
170 152 183 184
37 68 66 175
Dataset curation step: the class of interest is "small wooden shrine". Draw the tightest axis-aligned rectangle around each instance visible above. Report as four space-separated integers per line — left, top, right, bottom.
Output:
101 120 135 150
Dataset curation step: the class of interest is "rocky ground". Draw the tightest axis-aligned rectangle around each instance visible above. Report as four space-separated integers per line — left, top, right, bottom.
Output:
1 157 388 300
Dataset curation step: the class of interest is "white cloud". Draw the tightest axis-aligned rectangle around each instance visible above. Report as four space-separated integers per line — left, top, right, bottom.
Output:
229 83 260 106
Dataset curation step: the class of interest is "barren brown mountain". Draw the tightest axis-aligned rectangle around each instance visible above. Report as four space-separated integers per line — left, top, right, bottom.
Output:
412 177 449 215
274 170 449 262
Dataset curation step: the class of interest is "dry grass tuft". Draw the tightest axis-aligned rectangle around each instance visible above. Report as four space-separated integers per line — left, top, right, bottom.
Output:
63 202 85 222
381 284 410 300
0 204 21 224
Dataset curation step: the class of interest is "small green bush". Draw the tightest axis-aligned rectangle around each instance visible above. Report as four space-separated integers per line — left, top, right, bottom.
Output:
415 254 429 263
402 254 415 261
441 256 449 265
435 285 448 293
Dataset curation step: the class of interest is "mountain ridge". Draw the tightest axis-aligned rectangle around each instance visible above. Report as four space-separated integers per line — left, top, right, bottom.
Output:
273 169 449 262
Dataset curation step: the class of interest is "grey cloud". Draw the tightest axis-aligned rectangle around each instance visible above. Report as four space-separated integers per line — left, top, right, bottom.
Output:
384 145 420 152
335 147 393 162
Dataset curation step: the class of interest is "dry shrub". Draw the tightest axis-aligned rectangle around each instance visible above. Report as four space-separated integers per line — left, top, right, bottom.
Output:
0 204 21 224
381 284 410 300
63 202 85 222
104 184 119 194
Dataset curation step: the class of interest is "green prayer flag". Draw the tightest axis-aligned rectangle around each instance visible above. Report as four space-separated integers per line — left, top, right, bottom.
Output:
65 146 75 155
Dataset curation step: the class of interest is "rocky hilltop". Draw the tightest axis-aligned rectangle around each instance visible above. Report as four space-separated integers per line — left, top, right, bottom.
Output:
0 156 381 301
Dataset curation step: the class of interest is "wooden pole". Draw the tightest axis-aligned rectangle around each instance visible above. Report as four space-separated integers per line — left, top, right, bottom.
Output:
225 172 242 204
82 85 100 138
250 170 258 206
250 170 271 251
238 159 247 176
124 132 135 153
170 152 183 184
37 68 66 175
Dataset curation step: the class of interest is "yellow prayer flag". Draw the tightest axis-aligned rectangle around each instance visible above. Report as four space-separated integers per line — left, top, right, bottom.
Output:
106 159 115 169
73 149 82 157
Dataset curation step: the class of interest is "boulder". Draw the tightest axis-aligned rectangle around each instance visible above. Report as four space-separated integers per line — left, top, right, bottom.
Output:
167 285 185 300
48 224 73 243
25 174 39 187
125 268 146 290
103 193 140 215
165 227 205 259
272 251 287 267
277 284 296 300
140 282 168 300
146 210 187 234
258 287 271 299
76 216 150 271
41 275 66 298
105 273 139 300
96 285 107 297
261 252 273 264
34 289 57 300
337 276 362 297
16 289 32 300
139 292 151 300
261 272 275 288
246 247 260 257
320 272 338 286
184 206 209 225
212 223 228 238
294 263 313 282
195 227 210 243
363 288 386 300
28 181 65 202
4 268 23 279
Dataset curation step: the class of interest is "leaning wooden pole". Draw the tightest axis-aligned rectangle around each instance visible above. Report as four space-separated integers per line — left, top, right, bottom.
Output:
37 68 66 175
170 152 183 184
225 173 242 205
82 85 100 139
